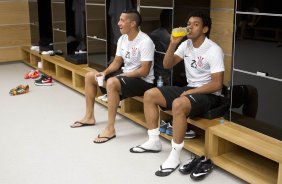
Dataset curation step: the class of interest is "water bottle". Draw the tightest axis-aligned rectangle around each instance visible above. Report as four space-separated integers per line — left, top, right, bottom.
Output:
157 76 164 87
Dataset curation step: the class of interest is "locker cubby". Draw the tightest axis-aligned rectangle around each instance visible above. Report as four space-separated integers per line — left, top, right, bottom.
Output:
56 65 73 86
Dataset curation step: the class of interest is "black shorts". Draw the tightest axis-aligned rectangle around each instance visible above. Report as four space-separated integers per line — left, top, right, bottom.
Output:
102 70 154 100
158 86 222 118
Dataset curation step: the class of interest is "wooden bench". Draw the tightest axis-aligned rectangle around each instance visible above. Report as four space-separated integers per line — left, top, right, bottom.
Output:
207 121 282 184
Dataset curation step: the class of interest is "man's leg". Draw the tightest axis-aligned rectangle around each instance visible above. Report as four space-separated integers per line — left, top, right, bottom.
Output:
130 88 166 152
71 71 99 127
156 96 191 175
94 77 121 142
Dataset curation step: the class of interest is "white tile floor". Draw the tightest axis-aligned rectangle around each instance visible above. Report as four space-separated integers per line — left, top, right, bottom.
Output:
0 62 246 184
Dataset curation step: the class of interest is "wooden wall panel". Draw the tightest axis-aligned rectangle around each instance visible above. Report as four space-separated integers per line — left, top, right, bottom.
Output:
0 25 30 46
0 1 29 25
210 0 235 85
223 56 232 86
0 47 21 62
211 0 235 9
0 0 31 62
210 10 234 54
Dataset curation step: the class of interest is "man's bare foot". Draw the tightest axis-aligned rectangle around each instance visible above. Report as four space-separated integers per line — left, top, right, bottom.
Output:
70 118 95 128
93 127 116 143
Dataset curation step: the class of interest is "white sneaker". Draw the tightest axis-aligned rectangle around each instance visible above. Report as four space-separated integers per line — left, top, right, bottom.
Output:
30 46 40 52
185 130 196 139
75 50 87 54
97 94 107 102
41 50 54 55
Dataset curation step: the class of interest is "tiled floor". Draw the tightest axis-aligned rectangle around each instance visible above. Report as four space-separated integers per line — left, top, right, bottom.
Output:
0 62 246 184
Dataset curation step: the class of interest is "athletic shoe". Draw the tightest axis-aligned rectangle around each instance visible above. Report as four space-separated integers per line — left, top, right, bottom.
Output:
9 84 29 96
24 70 39 79
54 50 63 55
41 50 54 56
185 130 196 139
75 50 87 54
34 74 46 83
34 74 44 83
97 94 107 102
159 120 170 133
30 45 39 52
190 158 213 181
30 70 39 79
165 123 173 136
24 70 34 79
179 155 205 175
34 74 53 86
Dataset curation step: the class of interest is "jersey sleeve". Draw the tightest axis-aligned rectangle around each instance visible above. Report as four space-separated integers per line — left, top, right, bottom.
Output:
139 38 155 62
209 46 225 73
174 41 187 59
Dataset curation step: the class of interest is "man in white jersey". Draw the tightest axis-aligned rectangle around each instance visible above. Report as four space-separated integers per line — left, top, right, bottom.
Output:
71 9 155 144
130 10 224 176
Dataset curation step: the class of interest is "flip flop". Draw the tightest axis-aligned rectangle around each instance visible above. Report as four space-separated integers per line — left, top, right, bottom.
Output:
155 164 180 177
93 134 116 144
70 121 95 128
129 145 161 153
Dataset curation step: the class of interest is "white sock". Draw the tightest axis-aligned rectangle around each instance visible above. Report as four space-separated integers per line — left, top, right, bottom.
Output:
132 128 162 152
161 140 184 169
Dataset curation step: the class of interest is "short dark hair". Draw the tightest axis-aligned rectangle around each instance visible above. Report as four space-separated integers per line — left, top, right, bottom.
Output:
187 10 212 38
122 9 142 26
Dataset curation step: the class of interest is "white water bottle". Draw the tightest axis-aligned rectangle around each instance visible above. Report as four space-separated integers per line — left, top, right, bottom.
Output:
157 76 164 87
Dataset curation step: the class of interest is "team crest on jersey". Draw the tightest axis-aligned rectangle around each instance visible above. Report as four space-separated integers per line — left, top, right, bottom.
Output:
191 56 205 69
197 56 204 67
131 47 138 57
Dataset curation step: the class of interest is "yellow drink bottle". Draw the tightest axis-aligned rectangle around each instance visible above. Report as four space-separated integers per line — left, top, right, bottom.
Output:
172 27 190 37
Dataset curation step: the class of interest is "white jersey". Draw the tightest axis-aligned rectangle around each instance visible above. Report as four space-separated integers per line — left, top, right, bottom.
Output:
174 37 224 95
116 31 155 83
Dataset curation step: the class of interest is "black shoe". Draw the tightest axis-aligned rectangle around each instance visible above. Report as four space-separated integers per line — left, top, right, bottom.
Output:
54 49 63 55
179 155 205 175
190 159 213 181
34 74 53 86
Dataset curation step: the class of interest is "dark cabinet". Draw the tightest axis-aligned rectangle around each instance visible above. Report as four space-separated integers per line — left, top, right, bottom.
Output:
28 0 53 51
28 0 39 46
231 0 282 140
51 0 67 56
86 0 108 70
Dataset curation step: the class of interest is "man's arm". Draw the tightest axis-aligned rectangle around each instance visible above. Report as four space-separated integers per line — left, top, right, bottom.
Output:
163 36 184 69
181 71 224 96
102 56 123 76
120 61 152 78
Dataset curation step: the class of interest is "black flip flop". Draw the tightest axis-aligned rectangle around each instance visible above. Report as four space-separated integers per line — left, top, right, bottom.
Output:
93 134 116 144
70 121 95 128
155 164 180 177
129 145 161 153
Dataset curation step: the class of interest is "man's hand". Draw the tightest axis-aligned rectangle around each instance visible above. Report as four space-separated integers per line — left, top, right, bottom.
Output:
95 72 105 79
170 35 184 45
180 89 193 96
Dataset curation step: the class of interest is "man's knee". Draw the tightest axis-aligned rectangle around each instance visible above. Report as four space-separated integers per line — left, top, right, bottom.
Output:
85 72 96 82
106 77 120 90
144 88 160 102
172 97 190 114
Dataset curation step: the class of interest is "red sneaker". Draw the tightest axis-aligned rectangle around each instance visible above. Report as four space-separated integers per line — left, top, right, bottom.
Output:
24 70 39 79
30 70 39 79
